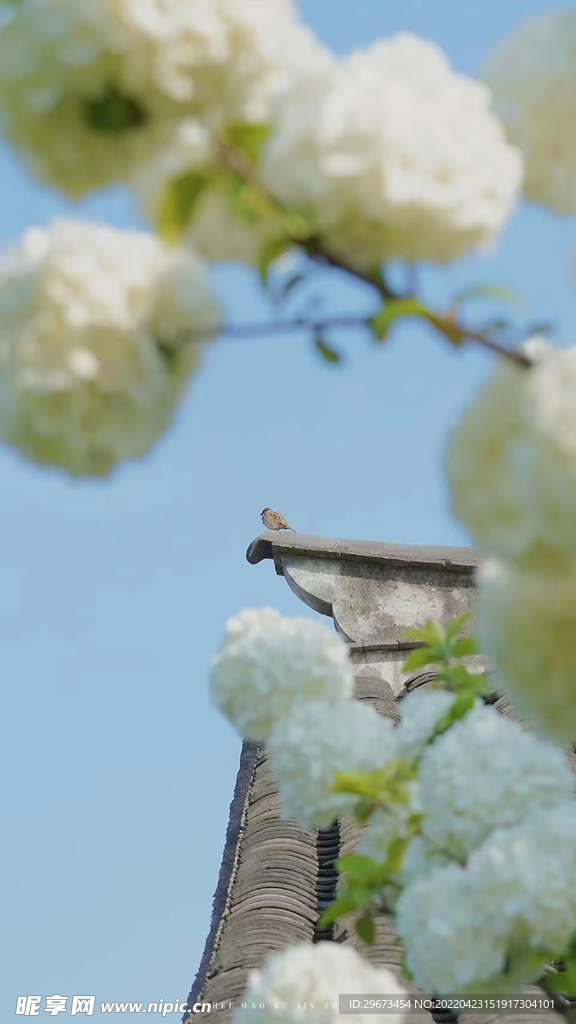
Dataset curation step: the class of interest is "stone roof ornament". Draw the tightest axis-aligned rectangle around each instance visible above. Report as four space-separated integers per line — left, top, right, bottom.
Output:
247 531 480 693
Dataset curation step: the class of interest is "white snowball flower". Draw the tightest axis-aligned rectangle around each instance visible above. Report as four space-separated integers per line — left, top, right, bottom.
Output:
262 32 522 270
210 608 353 742
477 558 576 745
236 941 409 1024
134 119 279 265
0 0 333 197
446 340 576 568
483 9 576 214
419 702 573 857
359 806 413 863
396 863 509 994
268 700 397 829
398 804 576 996
395 689 456 760
400 835 452 886
446 343 539 563
359 802 452 892
0 219 222 477
357 802 451 903
469 800 576 956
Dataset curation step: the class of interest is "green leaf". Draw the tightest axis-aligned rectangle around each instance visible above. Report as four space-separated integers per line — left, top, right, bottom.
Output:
437 664 474 687
157 171 210 242
431 689 476 739
258 236 292 285
403 620 446 646
84 87 146 135
337 854 380 886
315 336 342 365
450 688 477 718
333 761 418 812
356 916 375 946
318 891 363 928
452 636 478 658
445 612 471 643
453 283 521 307
222 122 270 163
350 761 417 792
229 178 278 225
407 812 425 830
383 837 410 876
333 771 380 798
370 298 428 340
338 852 401 891
282 207 317 242
402 648 433 673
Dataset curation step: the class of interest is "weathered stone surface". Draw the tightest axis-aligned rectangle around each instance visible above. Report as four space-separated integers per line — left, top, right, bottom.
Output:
247 531 478 648
247 532 478 572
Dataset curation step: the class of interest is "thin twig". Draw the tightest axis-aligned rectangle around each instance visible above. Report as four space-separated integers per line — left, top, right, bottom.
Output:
427 315 533 368
220 144 395 300
218 143 534 369
215 313 534 368
219 314 370 340
303 237 395 301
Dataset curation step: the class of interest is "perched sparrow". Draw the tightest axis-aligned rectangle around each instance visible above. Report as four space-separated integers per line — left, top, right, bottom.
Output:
261 507 295 532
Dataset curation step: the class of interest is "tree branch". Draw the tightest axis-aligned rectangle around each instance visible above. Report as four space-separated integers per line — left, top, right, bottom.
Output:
302 237 396 301
219 314 370 340
218 143 534 369
214 313 534 368
220 144 395 300
426 314 533 368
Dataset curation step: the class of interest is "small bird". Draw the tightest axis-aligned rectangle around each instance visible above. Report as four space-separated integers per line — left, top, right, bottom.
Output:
261 507 296 532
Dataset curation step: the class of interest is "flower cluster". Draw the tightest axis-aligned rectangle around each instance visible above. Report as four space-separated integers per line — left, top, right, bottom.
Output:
394 688 456 760
353 691 576 992
483 9 576 214
268 699 396 830
0 0 331 197
135 30 522 269
397 801 576 994
0 5 529 475
261 33 522 269
212 599 576 994
396 861 507 994
445 338 575 569
210 607 397 829
134 118 279 265
0 218 222 477
446 339 576 741
210 607 353 741
417 702 573 856
235 941 409 1024
477 559 576 745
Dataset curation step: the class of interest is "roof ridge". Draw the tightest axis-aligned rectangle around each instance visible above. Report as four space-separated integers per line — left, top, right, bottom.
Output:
247 531 479 571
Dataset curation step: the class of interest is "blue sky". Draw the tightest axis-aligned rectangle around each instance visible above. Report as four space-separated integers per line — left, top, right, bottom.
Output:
2 1 575 1020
